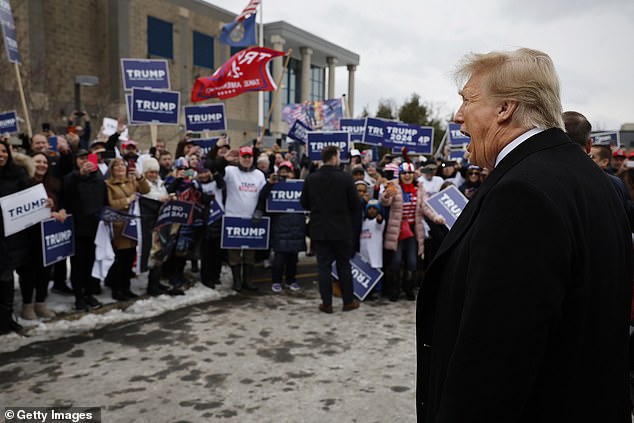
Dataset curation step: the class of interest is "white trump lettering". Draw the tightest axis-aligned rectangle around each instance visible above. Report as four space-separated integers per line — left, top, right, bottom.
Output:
188 113 222 123
135 99 177 112
45 229 72 247
439 193 462 215
271 190 302 201
343 125 364 134
368 126 383 136
0 118 16 128
126 69 166 80
309 141 347 151
351 267 371 289
451 130 468 139
227 227 266 237
237 51 273 65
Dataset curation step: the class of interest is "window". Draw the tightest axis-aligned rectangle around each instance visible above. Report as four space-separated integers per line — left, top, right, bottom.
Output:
193 31 214 69
147 16 173 59
230 46 242 57
310 66 324 101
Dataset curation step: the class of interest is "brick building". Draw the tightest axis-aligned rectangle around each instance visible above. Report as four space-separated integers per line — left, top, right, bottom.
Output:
0 0 359 151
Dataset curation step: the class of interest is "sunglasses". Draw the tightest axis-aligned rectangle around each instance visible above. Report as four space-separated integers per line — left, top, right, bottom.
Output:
400 171 414 175
468 171 481 176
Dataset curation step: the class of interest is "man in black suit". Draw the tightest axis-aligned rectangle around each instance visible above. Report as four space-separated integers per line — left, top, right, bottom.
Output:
417 48 632 422
301 146 361 313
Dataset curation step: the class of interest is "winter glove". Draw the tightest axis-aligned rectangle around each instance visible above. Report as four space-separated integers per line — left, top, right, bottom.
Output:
252 209 264 225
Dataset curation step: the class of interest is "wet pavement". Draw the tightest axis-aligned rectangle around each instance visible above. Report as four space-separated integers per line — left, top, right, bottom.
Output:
0 263 417 423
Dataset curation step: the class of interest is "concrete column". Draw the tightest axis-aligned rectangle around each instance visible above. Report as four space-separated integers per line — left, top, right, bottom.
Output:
178 7 190 111
270 34 286 137
107 0 131 104
300 47 313 102
327 56 337 99
347 64 357 118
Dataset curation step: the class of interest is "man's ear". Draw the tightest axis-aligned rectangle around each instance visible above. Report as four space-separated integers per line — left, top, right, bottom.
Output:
496 101 519 124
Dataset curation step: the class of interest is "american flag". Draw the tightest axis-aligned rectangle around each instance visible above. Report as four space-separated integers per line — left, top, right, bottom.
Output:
235 0 260 22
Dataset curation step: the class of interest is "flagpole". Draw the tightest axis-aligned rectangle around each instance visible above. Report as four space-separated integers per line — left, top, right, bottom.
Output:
434 131 447 158
257 1 264 135
261 49 292 137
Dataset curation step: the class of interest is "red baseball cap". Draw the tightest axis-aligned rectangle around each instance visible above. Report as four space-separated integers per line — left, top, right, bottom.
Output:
239 146 253 157
279 160 294 172
613 148 627 158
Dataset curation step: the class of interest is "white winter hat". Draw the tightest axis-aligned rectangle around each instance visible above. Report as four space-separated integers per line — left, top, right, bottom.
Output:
142 157 160 173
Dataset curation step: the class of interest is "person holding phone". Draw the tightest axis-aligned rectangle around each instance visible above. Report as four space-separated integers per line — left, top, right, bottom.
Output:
60 149 107 311
104 158 150 301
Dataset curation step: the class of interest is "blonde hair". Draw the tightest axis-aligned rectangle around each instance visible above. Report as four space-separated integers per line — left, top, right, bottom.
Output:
108 157 127 180
454 48 563 129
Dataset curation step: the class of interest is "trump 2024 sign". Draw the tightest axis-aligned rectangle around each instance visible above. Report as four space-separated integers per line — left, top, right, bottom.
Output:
221 216 270 250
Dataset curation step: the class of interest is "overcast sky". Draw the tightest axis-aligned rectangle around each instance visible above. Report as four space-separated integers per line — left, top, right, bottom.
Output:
215 0 633 130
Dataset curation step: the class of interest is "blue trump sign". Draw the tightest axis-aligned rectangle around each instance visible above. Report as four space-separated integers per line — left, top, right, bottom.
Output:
287 120 311 144
221 216 270 250
265 180 305 213
0 0 20 64
590 131 619 147
121 58 170 90
340 118 366 142
131 88 180 125
427 185 468 229
184 104 226 132
331 253 384 301
449 149 467 160
207 200 224 225
383 121 433 154
447 122 470 147
0 110 18 133
306 131 350 162
41 216 75 267
192 138 220 158
362 117 385 145
125 94 143 125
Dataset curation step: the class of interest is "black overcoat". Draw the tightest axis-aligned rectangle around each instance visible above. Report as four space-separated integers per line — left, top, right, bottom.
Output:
417 128 632 422
300 165 360 242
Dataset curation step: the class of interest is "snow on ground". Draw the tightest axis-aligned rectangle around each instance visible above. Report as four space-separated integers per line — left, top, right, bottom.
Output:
1 264 235 354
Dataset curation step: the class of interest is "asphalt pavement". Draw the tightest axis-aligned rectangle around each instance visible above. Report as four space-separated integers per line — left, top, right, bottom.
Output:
0 259 418 423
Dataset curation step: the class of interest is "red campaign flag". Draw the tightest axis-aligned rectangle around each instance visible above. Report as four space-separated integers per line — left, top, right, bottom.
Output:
191 47 286 102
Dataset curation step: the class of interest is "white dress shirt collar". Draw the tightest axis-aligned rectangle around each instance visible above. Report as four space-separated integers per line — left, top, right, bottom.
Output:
494 128 544 168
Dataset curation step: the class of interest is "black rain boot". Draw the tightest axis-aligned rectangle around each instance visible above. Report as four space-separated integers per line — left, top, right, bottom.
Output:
147 267 163 296
403 271 416 301
0 279 22 335
231 265 243 292
386 271 400 302
170 257 189 288
242 264 257 292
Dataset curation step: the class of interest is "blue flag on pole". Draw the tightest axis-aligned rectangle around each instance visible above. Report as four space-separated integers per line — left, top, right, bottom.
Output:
219 13 256 47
